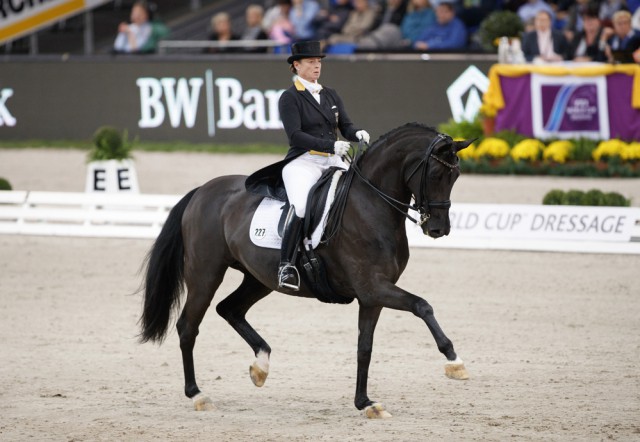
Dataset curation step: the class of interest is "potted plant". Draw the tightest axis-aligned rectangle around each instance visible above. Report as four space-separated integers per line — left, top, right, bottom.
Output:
478 11 524 53
85 126 140 193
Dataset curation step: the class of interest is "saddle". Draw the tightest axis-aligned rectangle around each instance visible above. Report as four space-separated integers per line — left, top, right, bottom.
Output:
248 166 353 304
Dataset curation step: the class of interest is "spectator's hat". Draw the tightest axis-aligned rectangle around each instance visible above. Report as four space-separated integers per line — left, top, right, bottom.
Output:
287 41 325 64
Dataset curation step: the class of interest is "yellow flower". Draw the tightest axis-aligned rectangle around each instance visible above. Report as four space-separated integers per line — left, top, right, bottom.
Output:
510 139 544 162
592 139 627 161
454 137 476 160
474 137 510 159
478 103 497 118
543 140 574 164
621 142 640 161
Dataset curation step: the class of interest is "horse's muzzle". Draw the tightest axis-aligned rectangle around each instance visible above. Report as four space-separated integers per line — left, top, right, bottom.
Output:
423 219 450 238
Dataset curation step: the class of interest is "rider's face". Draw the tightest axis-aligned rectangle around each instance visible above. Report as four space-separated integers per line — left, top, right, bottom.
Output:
295 58 322 83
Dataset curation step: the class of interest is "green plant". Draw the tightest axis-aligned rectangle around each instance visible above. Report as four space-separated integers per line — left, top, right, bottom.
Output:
603 191 630 207
438 118 483 141
88 126 134 161
478 11 524 52
0 177 12 190
542 189 565 205
570 138 598 161
581 189 606 206
562 189 585 205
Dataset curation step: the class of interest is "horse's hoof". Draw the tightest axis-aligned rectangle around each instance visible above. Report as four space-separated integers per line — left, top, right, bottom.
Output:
445 357 469 380
249 351 270 387
364 403 392 419
192 393 215 411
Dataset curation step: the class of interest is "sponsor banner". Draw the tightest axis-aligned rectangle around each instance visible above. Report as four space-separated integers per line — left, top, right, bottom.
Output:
408 203 640 243
531 74 609 140
0 0 109 44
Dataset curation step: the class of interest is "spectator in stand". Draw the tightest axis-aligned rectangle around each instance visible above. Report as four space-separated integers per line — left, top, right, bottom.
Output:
290 0 321 41
562 0 590 41
521 10 570 62
207 12 240 53
401 0 436 46
372 0 409 29
598 0 625 26
314 0 353 41
240 4 269 52
327 0 378 45
457 0 500 34
264 0 294 44
517 0 555 31
413 1 467 50
634 7 640 31
355 0 409 50
569 5 605 61
599 10 640 63
113 1 154 53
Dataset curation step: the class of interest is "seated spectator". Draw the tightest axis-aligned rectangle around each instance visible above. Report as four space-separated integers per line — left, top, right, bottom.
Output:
327 0 378 45
289 0 320 41
457 0 500 32
569 5 605 61
599 0 625 26
240 4 269 52
207 12 240 53
600 10 640 63
562 0 590 41
634 7 640 31
517 0 555 31
264 0 294 45
313 0 353 41
413 1 468 50
521 10 570 62
355 0 410 50
113 1 154 54
401 0 436 46
372 0 409 29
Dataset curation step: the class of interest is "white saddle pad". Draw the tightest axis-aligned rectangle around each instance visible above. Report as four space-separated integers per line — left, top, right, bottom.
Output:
249 170 343 250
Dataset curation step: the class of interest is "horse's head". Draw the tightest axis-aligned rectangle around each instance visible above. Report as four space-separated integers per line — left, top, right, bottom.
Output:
405 134 472 238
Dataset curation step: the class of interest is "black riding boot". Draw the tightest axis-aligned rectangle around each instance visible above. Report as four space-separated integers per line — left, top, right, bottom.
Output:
278 206 304 290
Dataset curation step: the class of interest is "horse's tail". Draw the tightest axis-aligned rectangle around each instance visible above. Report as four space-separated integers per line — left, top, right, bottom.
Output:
139 187 199 344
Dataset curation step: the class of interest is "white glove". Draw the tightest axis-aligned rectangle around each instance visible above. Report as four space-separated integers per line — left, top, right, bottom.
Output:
333 140 350 156
356 130 370 144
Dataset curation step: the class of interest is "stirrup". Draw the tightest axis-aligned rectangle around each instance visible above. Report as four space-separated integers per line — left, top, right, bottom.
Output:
278 264 300 291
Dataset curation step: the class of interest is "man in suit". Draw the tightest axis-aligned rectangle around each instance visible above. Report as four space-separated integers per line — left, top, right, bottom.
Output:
246 40 369 290
600 10 640 63
521 10 570 62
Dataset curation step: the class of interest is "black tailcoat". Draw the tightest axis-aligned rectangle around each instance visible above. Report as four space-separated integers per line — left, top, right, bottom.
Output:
246 79 361 200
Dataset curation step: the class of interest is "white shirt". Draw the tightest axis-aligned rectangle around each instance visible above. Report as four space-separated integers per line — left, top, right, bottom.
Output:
296 75 323 103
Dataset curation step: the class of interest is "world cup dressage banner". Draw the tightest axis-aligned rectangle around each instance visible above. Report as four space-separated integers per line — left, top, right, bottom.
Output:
406 203 640 254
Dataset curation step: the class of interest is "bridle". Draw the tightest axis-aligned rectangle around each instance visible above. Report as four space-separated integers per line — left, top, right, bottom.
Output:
350 133 459 226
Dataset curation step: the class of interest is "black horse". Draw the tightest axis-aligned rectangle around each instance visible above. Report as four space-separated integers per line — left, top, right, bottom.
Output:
140 123 471 418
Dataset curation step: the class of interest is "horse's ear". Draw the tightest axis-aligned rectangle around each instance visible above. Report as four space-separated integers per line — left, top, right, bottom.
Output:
453 139 476 152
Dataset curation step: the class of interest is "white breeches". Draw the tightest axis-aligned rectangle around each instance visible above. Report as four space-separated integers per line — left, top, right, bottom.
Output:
282 152 348 218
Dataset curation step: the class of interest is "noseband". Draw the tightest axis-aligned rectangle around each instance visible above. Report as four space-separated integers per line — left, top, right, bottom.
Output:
350 133 459 226
406 134 458 225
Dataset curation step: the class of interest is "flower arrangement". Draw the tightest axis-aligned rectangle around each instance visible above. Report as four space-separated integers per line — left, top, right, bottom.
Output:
478 103 497 118
621 142 640 161
510 138 544 162
592 139 627 162
543 140 574 163
474 137 510 159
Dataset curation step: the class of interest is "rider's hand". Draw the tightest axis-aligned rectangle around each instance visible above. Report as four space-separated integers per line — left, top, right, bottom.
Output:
334 140 350 157
356 130 370 144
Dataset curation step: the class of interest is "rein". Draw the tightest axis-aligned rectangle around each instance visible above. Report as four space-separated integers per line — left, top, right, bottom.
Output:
349 134 457 226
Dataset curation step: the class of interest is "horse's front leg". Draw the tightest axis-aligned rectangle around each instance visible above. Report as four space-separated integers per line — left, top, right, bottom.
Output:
362 282 469 381
355 304 392 418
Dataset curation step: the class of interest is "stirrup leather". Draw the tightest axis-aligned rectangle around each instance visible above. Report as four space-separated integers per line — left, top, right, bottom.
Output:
278 263 300 291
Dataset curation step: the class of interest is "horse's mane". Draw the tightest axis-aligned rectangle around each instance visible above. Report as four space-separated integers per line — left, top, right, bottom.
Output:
368 122 439 154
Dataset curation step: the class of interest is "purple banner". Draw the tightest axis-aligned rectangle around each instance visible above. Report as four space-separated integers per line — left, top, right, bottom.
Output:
495 73 640 141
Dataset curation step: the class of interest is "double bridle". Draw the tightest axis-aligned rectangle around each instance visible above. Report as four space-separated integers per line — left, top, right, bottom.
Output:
350 134 459 226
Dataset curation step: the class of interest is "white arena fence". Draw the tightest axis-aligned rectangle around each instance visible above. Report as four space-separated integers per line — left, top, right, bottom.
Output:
1 191 639 254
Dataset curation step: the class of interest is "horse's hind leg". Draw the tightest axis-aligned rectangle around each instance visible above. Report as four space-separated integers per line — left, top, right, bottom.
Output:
216 273 273 387
177 266 227 411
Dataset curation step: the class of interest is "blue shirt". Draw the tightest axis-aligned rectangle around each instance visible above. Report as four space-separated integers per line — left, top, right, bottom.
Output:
414 18 468 50
401 8 436 44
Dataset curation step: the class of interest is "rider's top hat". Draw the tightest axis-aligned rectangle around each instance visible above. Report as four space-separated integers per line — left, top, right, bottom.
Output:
287 41 326 64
